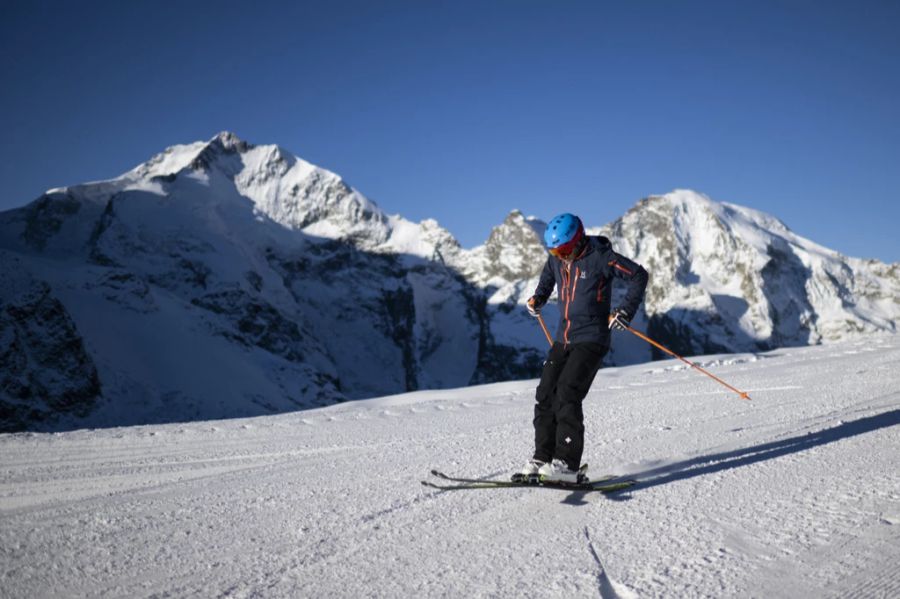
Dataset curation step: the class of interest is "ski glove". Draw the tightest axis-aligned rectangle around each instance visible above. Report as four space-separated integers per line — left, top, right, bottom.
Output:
526 295 547 317
609 308 631 331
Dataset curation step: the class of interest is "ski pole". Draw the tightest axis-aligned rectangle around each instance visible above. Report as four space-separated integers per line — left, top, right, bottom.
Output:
622 324 751 400
536 314 553 347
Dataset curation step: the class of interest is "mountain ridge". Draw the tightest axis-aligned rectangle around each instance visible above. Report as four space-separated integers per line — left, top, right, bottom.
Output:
1 132 896 431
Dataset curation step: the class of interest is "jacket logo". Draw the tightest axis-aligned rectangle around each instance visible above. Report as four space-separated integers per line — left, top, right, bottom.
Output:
580 270 587 279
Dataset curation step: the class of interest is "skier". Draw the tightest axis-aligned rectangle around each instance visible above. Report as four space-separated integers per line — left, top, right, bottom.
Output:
519 213 648 483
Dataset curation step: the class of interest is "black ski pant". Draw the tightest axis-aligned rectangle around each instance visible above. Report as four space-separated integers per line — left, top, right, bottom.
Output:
533 341 607 471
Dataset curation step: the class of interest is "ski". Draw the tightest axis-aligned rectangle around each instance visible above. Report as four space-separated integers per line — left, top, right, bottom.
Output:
430 465 590 485
423 469 636 493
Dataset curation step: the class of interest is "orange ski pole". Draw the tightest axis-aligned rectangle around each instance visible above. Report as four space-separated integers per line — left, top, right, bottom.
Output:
536 314 553 348
622 324 751 400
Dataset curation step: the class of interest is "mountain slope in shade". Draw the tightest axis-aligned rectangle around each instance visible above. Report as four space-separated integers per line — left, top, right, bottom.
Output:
0 133 897 431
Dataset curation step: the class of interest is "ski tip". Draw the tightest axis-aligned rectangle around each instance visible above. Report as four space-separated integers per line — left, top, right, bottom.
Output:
595 479 638 493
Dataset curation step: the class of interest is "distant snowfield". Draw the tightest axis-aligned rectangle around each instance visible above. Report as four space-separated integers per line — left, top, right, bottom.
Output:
2 336 899 598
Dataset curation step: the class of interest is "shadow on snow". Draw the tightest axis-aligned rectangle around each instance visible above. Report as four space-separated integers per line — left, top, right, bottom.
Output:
626 407 900 494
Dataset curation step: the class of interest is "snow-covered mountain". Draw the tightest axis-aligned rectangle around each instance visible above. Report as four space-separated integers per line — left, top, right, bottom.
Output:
0 133 542 431
1 132 897 431
593 191 900 364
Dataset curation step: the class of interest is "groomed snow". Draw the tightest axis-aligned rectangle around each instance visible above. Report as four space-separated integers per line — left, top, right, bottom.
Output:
2 336 899 598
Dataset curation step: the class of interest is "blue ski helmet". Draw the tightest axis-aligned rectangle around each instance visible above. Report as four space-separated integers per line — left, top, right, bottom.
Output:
544 213 584 249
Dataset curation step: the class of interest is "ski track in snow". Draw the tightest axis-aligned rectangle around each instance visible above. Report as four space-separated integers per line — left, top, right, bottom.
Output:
2 337 900 598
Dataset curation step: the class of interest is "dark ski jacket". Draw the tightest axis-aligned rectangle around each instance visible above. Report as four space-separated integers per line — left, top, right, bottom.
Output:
533 235 649 346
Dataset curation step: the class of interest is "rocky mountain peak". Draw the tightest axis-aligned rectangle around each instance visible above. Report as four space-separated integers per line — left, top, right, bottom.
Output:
189 131 254 174
118 133 391 247
459 210 547 285
486 210 545 252
212 131 251 151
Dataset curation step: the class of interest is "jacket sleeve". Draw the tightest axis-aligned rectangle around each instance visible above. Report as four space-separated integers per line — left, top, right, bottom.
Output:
532 258 556 301
607 252 649 318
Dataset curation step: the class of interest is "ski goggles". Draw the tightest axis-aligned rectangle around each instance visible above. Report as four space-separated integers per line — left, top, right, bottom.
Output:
548 230 584 259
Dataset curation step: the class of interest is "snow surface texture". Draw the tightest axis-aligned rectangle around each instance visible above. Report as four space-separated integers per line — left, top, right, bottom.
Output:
1 132 898 431
2 337 898 598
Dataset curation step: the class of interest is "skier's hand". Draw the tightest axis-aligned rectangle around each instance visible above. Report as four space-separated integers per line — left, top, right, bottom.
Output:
609 308 631 331
526 295 547 318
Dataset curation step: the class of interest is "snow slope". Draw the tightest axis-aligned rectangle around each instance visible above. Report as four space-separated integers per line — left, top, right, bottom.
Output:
2 335 898 598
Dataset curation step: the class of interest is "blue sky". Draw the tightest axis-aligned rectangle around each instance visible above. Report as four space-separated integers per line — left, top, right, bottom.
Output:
2 1 898 261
